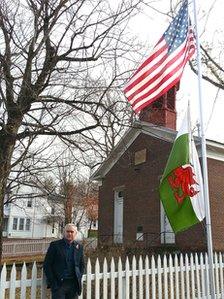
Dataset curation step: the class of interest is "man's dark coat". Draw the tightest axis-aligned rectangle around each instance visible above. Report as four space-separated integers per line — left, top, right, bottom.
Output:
43 239 85 295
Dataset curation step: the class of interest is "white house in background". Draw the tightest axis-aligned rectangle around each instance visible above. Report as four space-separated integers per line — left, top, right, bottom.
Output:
3 186 97 240
3 195 61 239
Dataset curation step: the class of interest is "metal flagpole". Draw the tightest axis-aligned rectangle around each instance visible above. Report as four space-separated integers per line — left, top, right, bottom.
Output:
191 0 215 297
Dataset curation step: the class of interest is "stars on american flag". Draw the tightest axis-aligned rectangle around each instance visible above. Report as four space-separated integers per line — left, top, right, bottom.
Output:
164 1 189 54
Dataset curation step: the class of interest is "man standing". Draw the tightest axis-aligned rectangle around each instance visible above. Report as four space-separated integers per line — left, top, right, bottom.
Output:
43 223 84 299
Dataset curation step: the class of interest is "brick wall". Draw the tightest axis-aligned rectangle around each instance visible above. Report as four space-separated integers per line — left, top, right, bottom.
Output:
207 158 224 251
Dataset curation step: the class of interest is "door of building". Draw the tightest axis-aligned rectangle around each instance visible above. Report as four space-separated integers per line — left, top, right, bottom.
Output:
114 190 123 244
161 204 175 244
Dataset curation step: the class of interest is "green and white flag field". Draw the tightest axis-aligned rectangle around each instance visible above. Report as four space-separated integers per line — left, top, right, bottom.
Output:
159 111 205 233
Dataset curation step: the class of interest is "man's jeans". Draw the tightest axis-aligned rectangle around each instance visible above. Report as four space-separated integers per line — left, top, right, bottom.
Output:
51 279 78 299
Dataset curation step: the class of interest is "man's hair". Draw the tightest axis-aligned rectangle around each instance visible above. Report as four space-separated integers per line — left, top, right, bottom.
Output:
64 223 77 233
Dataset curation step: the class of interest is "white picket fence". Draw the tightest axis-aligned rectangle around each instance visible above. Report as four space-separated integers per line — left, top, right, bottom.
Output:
1 251 224 299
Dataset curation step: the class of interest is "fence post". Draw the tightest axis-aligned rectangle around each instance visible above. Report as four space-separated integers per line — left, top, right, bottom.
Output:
0 263 7 299
118 258 123 299
21 263 27 298
157 255 162 299
86 258 92 299
145 256 150 299
103 258 108 297
41 270 48 299
95 259 100 299
122 276 126 299
139 256 143 299
219 252 224 297
125 257 130 299
164 255 168 299
110 258 115 299
31 262 37 298
132 255 137 299
151 255 156 299
9 264 16 298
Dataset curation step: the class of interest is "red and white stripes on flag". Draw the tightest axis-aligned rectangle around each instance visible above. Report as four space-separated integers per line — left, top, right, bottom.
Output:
124 1 195 114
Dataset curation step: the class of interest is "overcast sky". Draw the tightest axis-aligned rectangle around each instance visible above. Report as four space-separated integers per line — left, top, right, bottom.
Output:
126 0 224 142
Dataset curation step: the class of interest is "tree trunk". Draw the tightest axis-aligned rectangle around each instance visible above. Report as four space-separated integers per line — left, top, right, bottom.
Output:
64 184 75 225
0 165 11 266
64 198 73 224
0 187 4 268
0 117 22 266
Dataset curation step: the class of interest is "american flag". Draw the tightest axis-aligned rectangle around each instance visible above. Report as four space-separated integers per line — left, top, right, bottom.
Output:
124 1 195 114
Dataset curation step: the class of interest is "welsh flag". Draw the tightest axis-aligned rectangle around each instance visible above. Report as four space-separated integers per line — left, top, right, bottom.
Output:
159 111 205 233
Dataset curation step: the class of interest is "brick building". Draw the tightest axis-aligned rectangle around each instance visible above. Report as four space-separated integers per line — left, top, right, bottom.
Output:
91 86 224 251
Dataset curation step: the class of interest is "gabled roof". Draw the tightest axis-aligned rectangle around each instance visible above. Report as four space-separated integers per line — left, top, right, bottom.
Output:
91 121 224 181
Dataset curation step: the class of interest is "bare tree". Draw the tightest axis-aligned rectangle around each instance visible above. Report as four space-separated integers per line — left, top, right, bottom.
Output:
77 89 135 170
0 0 144 263
84 191 98 233
25 152 98 237
190 44 224 90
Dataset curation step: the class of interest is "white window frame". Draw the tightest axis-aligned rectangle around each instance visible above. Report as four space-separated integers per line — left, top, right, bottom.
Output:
19 218 25 231
27 199 32 208
12 217 18 230
25 218 31 231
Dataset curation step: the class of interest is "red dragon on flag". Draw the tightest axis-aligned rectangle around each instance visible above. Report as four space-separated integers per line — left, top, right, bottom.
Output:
168 164 199 204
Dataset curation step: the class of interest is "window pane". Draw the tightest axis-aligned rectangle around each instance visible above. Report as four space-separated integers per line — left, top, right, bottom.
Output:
52 223 55 234
25 219 31 231
3 218 8 231
19 218 25 230
13 218 18 230
27 199 32 208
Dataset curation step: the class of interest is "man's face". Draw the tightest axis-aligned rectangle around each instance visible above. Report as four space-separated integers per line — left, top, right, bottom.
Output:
64 226 77 243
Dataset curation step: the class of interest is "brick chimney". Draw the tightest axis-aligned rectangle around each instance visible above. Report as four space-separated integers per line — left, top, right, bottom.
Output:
139 84 179 130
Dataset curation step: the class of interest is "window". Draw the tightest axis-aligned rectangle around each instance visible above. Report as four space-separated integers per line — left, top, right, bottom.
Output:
12 217 31 231
117 190 124 198
19 218 25 230
60 222 64 234
27 199 32 208
152 98 163 109
52 223 55 234
3 218 8 231
167 88 175 110
13 218 18 230
136 225 144 241
25 218 31 231
134 149 147 166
